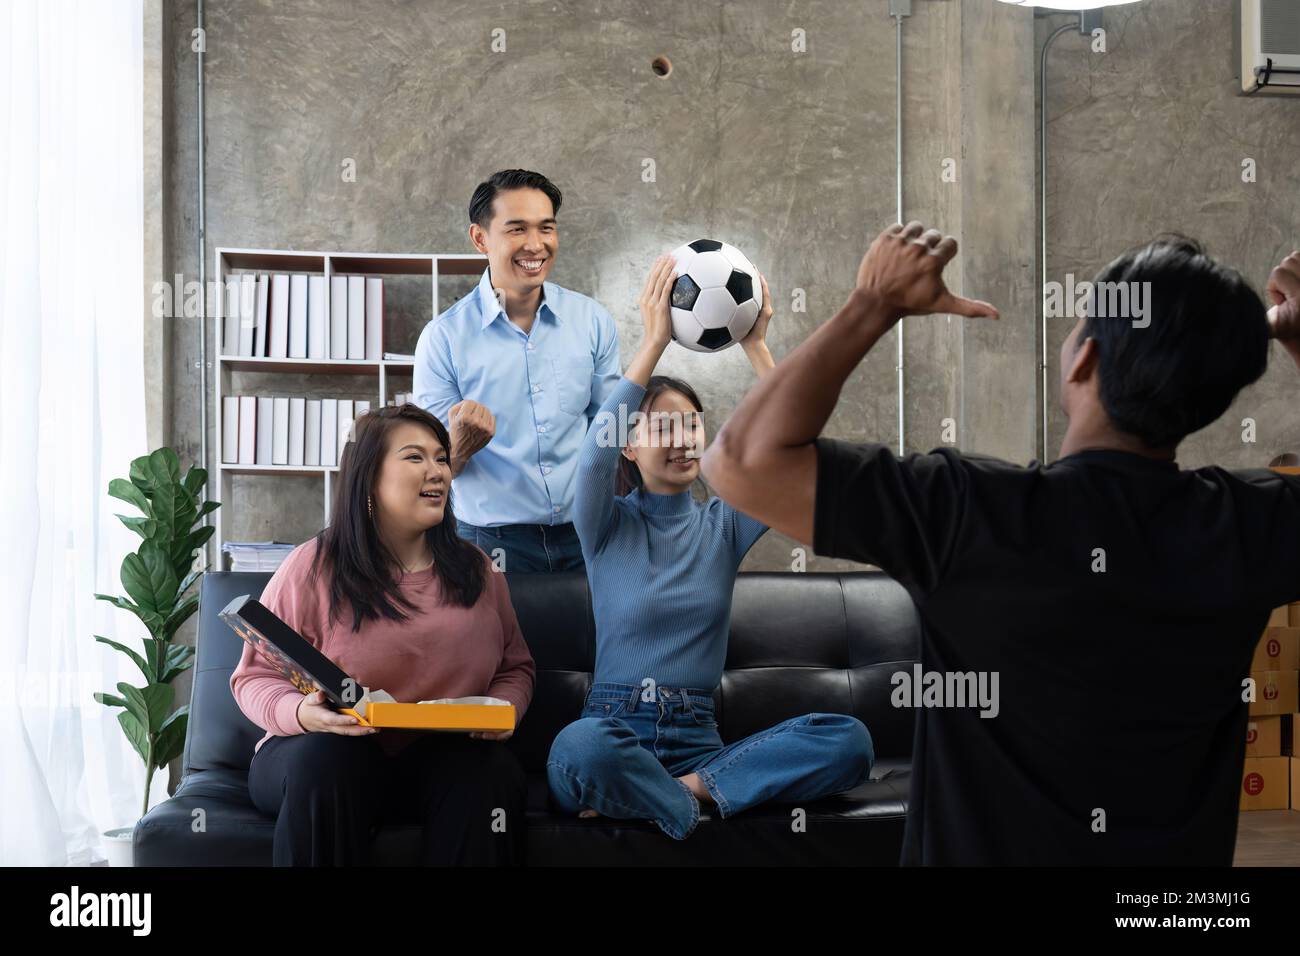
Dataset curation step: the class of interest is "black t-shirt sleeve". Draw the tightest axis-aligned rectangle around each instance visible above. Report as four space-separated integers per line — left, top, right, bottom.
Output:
812 437 968 596
1244 470 1300 607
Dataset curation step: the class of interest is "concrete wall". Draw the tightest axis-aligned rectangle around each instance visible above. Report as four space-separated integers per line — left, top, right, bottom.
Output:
147 0 1300 790
151 0 1300 564
1041 0 1300 465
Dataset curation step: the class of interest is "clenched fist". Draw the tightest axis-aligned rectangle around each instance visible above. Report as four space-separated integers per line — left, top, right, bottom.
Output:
1267 250 1300 351
448 400 495 475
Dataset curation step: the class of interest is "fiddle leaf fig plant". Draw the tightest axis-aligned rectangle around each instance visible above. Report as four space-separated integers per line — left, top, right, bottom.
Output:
93 447 220 818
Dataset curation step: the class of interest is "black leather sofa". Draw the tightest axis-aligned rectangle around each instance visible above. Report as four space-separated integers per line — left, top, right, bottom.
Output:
134 569 920 865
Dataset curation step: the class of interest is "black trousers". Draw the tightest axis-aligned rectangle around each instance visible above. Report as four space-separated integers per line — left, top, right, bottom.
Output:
247 731 527 866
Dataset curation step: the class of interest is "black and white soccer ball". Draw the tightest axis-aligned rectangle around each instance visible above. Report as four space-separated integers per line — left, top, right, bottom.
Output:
668 239 762 353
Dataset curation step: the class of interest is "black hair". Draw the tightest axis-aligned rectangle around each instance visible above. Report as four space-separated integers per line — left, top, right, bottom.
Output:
468 169 563 229
310 404 486 631
1079 235 1270 450
615 375 709 498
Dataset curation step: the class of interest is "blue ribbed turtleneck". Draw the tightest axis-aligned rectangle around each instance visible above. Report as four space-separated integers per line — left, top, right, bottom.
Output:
571 376 769 689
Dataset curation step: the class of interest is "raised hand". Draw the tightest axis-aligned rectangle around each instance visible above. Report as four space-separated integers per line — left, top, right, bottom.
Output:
741 271 773 347
855 221 1000 322
639 254 676 349
1267 249 1300 345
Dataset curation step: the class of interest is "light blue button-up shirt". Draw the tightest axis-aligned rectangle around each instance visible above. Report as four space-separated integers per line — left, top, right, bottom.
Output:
413 267 622 527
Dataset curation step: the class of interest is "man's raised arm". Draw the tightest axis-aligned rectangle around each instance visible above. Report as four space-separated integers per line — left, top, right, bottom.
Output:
700 221 998 546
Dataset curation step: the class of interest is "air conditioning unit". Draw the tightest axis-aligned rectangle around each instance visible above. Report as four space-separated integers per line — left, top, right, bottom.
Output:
1239 0 1300 94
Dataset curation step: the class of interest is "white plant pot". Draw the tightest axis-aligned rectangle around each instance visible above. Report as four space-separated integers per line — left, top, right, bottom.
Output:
102 826 135 867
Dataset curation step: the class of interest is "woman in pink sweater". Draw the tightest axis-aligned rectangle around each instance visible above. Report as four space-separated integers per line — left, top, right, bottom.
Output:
229 404 536 866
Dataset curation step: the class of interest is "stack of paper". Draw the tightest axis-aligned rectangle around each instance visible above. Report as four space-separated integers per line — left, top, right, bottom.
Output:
222 541 297 572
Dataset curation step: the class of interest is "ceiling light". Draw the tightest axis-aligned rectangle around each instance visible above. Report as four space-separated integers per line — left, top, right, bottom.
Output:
996 0 1143 8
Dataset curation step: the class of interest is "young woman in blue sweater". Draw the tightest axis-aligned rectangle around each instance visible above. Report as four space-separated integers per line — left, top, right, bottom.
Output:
546 255 874 839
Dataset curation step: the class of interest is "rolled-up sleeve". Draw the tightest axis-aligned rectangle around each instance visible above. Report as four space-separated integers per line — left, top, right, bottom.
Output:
413 320 461 430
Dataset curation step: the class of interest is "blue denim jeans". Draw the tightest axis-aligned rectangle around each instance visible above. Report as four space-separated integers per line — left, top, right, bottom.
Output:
546 681 874 840
455 520 584 573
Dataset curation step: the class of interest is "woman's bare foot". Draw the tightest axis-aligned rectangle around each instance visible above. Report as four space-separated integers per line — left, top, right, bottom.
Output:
676 772 715 807
578 808 600 818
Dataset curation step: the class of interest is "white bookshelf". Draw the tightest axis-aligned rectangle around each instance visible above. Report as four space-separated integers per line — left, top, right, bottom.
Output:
212 248 486 568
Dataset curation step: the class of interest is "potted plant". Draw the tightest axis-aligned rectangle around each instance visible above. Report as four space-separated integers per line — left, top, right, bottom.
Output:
93 448 219 866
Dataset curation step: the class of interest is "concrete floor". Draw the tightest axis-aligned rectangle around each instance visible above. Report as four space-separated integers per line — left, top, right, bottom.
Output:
1234 811 1300 866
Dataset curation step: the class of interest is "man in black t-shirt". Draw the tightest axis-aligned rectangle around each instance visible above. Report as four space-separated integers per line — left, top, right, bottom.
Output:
701 222 1300 864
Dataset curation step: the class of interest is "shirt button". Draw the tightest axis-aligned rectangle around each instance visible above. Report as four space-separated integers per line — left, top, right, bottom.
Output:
537 425 546 433
527 343 535 351
542 466 552 474
553 506 561 513
532 385 541 393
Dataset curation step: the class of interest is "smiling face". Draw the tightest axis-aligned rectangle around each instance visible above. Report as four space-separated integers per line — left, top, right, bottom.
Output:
371 422 451 535
621 388 706 494
468 186 557 297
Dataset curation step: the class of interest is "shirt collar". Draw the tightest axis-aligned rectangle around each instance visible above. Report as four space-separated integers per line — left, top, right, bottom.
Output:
477 267 557 330
1051 448 1179 472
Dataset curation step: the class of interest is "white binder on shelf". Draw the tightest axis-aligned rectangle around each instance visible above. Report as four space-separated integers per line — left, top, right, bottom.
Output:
254 274 270 357
365 277 383 361
288 274 308 359
272 397 290 465
269 274 290 358
329 275 347 360
237 274 256 357
321 399 339 468
338 399 355 457
222 277 240 357
255 396 274 465
347 276 365 360
288 397 306 466
237 395 256 464
221 396 239 464
305 399 322 467
307 275 328 360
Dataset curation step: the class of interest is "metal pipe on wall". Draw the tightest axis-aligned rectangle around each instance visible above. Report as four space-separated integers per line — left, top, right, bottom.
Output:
1039 18 1077 464
196 0 210 564
892 0 910 456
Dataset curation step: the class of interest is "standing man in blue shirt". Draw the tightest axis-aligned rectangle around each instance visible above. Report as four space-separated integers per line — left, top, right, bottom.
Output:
413 169 622 572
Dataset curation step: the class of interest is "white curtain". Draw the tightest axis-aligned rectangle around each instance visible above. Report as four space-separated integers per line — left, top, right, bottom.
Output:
0 0 164 866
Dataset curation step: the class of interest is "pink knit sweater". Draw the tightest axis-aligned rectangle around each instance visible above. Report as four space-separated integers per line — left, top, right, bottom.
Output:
229 537 535 756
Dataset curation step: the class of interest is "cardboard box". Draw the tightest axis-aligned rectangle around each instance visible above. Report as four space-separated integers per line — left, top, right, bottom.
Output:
1246 716 1282 757
1269 605 1290 627
1292 758 1300 810
1252 628 1300 671
1241 756 1289 810
1290 605 1300 628
1248 671 1299 716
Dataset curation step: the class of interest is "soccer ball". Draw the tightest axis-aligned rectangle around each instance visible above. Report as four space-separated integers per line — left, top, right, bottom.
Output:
668 239 762 353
